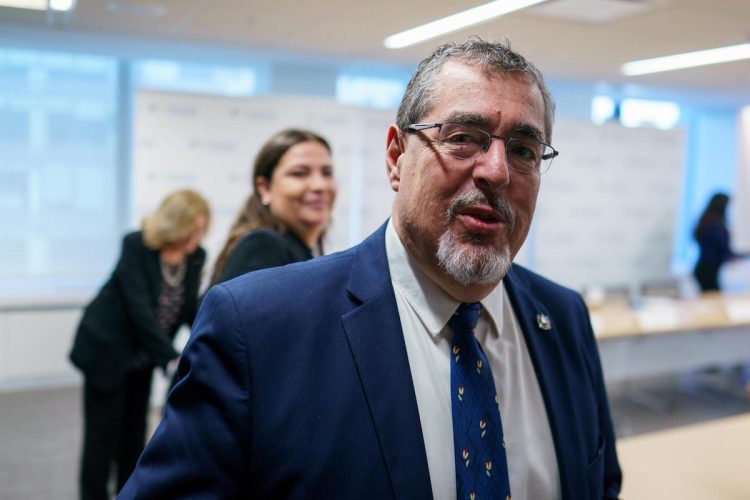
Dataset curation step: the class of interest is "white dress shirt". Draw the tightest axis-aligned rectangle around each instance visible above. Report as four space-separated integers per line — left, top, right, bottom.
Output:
385 221 561 500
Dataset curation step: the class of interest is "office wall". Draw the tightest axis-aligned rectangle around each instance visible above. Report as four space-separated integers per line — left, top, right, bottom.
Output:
132 90 686 293
0 304 82 391
735 107 750 251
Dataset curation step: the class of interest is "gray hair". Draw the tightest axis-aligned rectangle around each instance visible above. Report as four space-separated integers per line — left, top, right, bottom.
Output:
396 38 555 142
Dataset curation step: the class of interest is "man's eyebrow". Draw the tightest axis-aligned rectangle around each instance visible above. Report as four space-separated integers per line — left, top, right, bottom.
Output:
441 113 545 141
512 123 545 142
442 112 492 128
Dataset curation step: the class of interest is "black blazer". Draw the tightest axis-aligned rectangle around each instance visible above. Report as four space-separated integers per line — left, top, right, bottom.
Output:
216 227 313 284
70 231 205 391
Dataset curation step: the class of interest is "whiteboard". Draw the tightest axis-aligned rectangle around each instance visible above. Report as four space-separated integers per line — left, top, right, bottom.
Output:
530 118 686 292
133 92 686 294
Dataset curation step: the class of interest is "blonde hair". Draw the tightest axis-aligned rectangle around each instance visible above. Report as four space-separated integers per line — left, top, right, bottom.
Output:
141 189 211 250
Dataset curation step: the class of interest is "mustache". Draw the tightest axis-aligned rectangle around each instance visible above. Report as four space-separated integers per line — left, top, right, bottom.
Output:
446 190 516 230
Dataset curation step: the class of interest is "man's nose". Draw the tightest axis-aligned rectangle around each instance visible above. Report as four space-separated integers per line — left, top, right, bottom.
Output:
473 138 511 191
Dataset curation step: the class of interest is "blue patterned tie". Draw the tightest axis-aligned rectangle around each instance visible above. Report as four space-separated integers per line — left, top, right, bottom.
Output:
450 302 511 500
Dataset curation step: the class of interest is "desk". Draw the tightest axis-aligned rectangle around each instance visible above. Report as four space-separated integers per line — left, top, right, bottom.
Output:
589 293 750 384
618 414 750 499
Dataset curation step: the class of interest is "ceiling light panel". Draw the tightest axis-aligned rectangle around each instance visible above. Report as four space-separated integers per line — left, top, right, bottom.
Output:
384 0 548 49
622 43 750 76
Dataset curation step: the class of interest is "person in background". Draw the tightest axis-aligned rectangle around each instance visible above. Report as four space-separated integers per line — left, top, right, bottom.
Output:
210 128 337 285
692 192 750 399
693 192 740 292
120 39 621 499
69 189 210 500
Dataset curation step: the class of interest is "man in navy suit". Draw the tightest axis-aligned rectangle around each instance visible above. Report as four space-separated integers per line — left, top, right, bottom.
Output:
120 38 621 499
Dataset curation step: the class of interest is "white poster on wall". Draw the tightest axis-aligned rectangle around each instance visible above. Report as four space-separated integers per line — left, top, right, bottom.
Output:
531 118 686 293
133 91 396 277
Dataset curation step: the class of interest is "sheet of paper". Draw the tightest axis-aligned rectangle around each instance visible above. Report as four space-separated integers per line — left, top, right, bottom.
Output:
635 306 680 331
724 299 750 323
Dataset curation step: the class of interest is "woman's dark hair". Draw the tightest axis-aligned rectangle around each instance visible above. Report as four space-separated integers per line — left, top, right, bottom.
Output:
694 192 730 240
210 128 331 285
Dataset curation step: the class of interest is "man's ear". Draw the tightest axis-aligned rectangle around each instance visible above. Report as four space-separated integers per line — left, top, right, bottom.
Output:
255 176 271 206
386 125 404 192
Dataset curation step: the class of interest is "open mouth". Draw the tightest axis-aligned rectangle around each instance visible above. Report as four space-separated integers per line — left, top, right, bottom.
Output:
447 191 516 235
469 211 501 223
456 207 506 234
459 206 502 222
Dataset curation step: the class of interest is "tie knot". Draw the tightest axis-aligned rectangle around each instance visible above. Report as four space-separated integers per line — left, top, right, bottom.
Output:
450 302 482 335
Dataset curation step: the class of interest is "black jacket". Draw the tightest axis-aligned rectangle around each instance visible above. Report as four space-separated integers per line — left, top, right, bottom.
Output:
70 231 205 391
216 227 313 285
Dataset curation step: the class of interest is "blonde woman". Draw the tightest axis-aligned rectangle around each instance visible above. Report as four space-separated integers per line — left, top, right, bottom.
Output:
70 189 210 500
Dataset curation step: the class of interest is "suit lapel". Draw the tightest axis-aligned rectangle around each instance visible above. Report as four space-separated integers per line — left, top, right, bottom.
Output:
341 224 432 500
503 266 585 498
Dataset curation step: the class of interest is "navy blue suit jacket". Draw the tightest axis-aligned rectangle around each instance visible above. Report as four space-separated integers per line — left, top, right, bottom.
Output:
119 223 621 499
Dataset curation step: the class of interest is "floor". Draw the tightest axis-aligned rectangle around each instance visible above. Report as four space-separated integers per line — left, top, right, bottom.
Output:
608 370 750 437
1 372 748 500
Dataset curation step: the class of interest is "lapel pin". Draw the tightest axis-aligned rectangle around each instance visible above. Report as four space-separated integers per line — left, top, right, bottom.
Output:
536 313 552 331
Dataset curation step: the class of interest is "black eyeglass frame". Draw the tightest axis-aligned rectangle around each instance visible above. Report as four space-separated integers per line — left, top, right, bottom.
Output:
404 122 559 174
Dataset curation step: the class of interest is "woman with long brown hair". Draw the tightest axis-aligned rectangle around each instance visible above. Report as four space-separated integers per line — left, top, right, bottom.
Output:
211 128 336 285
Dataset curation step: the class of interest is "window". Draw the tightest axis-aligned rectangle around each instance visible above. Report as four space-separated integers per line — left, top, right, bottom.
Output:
133 59 260 96
336 72 408 109
591 95 617 124
620 98 680 129
0 48 120 296
591 95 681 129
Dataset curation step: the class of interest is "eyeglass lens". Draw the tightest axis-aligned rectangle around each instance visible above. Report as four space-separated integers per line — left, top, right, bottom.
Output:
437 122 552 173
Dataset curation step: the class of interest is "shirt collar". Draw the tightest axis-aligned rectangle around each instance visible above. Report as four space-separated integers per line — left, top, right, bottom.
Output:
385 219 504 338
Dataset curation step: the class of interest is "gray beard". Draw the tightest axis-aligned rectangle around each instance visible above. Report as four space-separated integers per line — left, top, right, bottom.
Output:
436 230 511 285
435 191 514 286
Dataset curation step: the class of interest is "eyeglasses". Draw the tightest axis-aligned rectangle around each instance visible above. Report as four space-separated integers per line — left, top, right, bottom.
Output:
404 122 559 174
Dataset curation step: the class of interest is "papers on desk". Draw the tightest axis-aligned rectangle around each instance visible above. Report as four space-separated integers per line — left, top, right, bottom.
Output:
589 307 640 338
635 302 681 331
591 292 750 338
724 298 750 323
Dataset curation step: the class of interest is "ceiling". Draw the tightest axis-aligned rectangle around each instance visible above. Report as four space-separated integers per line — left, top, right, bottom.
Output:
1 0 750 98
